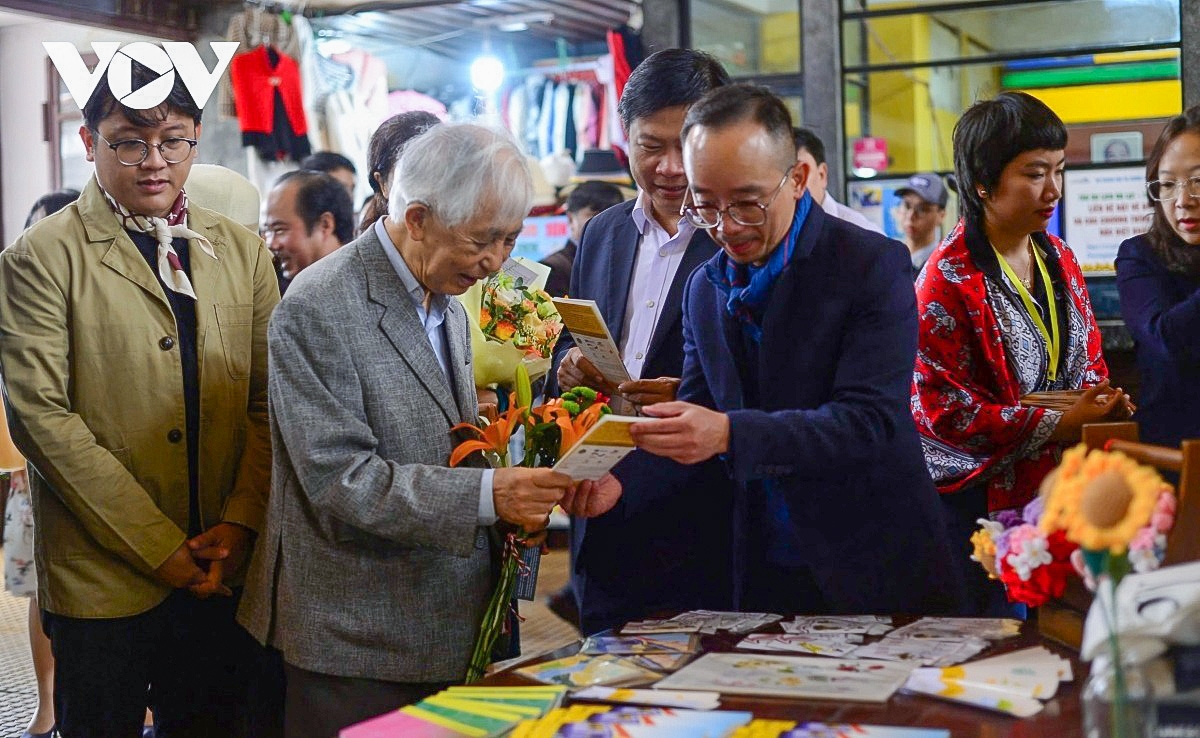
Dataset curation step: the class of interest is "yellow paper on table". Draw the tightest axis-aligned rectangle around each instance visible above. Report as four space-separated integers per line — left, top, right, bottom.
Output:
459 258 555 388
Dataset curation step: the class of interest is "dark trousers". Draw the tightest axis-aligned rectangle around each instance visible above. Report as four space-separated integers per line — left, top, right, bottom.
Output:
43 588 280 738
941 485 1025 618
283 663 451 738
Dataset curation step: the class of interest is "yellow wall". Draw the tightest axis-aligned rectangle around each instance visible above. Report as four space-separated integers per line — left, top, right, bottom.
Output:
760 11 800 75
1019 80 1182 124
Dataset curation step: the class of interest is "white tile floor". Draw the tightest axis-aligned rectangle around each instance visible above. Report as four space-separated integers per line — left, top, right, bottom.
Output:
0 577 37 738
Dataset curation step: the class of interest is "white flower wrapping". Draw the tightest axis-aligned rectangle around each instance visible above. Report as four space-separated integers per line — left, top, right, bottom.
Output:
457 257 557 388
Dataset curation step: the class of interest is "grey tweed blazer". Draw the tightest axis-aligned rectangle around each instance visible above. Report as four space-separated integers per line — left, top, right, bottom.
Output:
238 227 493 683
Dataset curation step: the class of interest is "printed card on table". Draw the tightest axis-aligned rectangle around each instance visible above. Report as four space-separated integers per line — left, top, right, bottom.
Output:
551 414 641 481
736 632 864 657
581 632 701 656
781 616 894 636
654 652 912 702
552 298 632 389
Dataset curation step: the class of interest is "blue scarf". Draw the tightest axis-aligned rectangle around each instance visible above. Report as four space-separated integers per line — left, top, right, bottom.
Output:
704 191 812 342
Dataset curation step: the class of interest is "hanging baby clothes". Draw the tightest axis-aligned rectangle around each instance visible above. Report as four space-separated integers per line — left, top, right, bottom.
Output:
230 45 312 163
219 8 301 120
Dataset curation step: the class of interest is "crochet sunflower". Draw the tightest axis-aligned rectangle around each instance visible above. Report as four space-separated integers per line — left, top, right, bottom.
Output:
1040 445 1166 554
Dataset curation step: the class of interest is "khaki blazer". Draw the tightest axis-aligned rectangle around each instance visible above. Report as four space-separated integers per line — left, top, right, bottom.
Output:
0 176 278 617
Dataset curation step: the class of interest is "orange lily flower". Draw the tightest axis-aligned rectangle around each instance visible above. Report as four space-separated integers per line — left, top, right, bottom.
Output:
449 404 524 467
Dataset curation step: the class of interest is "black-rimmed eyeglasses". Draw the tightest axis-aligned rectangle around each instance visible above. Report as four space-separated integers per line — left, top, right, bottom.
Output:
682 170 792 229
94 131 198 166
1146 176 1200 202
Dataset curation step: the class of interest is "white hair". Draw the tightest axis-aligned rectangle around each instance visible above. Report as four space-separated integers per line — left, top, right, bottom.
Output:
389 123 533 230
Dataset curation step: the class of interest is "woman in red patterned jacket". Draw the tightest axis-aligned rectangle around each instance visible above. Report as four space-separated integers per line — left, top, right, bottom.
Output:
912 91 1134 614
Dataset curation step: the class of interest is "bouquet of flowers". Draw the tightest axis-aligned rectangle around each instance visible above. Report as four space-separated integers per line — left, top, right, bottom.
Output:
459 258 564 388
970 445 1176 609
450 364 610 682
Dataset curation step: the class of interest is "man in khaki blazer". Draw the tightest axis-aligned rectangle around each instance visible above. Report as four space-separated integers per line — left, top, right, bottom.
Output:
0 67 277 736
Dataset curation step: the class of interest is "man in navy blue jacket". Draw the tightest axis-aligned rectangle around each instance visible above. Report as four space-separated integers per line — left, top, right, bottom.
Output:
567 86 965 615
549 49 734 634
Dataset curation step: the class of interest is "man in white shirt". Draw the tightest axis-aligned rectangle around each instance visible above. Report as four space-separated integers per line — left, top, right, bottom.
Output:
548 49 734 634
793 126 884 234
894 172 948 277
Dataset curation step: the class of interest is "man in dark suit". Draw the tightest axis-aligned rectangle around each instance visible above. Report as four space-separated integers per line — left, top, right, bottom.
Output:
548 49 733 634
568 85 966 616
539 181 625 298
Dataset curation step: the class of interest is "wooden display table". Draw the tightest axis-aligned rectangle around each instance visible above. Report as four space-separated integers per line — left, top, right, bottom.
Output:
483 616 1085 737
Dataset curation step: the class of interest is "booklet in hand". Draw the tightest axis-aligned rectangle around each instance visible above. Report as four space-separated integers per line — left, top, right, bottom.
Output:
552 297 632 390
552 413 643 480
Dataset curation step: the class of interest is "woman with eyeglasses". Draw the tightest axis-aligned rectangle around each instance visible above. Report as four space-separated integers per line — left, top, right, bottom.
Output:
1115 106 1200 449
911 91 1133 615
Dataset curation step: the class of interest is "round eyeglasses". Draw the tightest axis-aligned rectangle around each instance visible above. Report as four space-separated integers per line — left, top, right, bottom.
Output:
95 131 198 166
682 170 792 229
1146 176 1200 202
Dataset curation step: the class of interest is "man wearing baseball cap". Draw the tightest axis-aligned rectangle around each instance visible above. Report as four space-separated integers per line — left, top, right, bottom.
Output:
895 173 948 278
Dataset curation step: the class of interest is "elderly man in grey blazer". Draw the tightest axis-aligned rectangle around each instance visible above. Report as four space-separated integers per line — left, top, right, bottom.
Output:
239 123 574 737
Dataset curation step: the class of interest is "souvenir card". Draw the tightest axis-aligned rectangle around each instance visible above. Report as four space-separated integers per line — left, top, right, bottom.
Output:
901 673 1045 717
653 653 912 702
577 707 755 737
635 610 783 635
905 663 1058 700
516 654 661 688
551 298 633 390
779 723 951 738
551 414 641 481
735 633 864 657
887 617 1021 642
620 620 703 635
571 687 722 710
966 646 1074 682
847 636 988 667
581 632 700 656
781 616 894 636
628 653 696 673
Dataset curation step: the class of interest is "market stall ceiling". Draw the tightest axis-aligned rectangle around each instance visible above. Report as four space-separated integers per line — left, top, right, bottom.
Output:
280 0 639 61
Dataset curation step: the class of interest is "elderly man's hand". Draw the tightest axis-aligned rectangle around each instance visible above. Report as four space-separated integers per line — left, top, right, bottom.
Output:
493 467 572 534
631 401 730 465
560 474 622 518
557 348 617 397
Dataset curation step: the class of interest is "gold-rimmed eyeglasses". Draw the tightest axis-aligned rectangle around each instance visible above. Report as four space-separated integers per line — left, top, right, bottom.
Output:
94 131 198 166
682 170 792 229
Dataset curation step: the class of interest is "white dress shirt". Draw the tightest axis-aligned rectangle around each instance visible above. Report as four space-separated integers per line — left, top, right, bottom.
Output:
375 219 497 525
822 193 885 235
620 192 696 379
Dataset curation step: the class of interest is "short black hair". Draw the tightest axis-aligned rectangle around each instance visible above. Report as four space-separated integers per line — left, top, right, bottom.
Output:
792 127 826 166
617 48 730 131
1142 105 1200 276
566 181 625 215
300 151 356 175
25 189 81 229
953 91 1067 226
275 170 355 244
681 84 796 171
83 59 202 132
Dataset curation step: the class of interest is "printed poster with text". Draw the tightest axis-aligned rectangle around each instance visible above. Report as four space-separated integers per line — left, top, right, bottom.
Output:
1063 166 1154 273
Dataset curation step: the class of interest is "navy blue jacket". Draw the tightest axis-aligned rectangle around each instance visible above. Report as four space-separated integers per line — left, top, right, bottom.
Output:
549 200 732 634
609 205 965 615
1116 234 1200 448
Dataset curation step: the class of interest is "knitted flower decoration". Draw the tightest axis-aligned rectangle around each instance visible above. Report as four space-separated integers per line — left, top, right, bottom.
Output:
1041 445 1166 554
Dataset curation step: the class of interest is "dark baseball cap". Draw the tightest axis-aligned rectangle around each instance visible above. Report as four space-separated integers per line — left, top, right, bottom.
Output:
896 173 948 208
